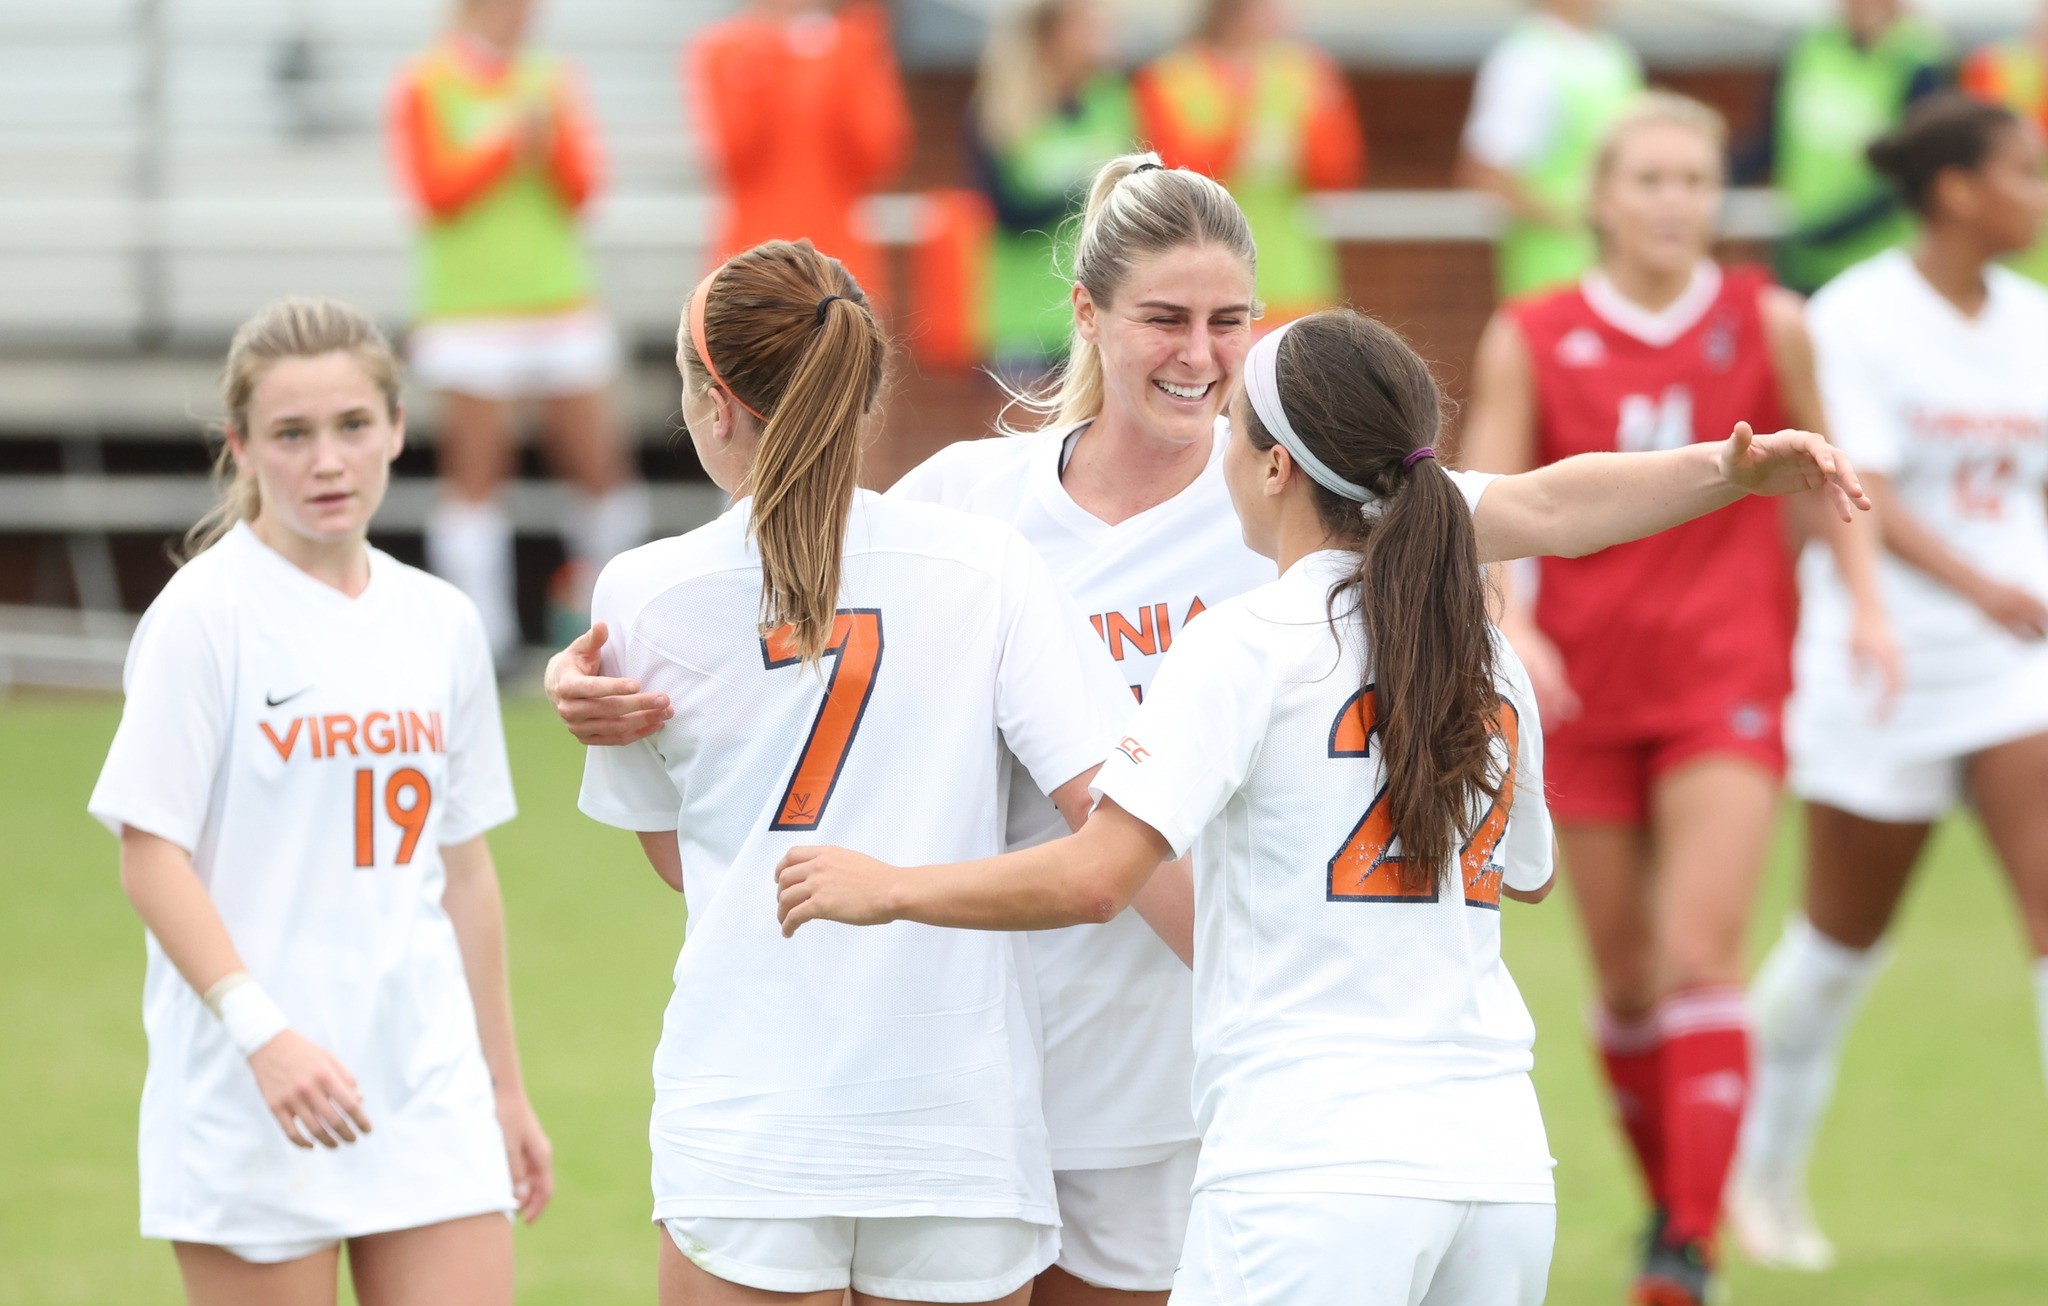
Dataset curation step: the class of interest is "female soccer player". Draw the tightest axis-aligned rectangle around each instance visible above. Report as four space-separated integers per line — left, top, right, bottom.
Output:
553 153 1874 1306
575 238 1133 1306
88 298 551 1305
390 0 645 661
1735 93 2048 1271
775 309 1566 1304
1459 91 1894 1306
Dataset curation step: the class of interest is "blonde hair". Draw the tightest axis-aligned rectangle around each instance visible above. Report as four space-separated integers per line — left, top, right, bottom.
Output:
1006 153 1257 433
182 297 402 563
1593 90 1729 183
974 0 1068 151
681 239 887 666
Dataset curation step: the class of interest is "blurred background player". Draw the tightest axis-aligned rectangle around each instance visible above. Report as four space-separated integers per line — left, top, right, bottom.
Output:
1736 93 2048 1273
688 0 911 309
389 0 647 665
576 239 1129 1306
87 298 551 1305
1134 0 1365 327
1733 0 1950 295
1961 0 2048 282
1460 93 1893 1306
1458 0 1642 300
968 0 1134 378
773 309 1564 1306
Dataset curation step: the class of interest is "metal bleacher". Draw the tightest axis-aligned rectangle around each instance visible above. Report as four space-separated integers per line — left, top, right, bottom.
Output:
0 0 1841 687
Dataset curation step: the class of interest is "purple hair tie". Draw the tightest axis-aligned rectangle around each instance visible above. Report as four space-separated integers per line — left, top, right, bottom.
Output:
1402 446 1437 470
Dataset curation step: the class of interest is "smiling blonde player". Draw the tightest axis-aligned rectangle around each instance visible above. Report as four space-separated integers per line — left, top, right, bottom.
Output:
88 298 550 1306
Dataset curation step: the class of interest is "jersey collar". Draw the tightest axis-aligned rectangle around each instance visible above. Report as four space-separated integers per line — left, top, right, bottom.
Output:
1581 260 1722 349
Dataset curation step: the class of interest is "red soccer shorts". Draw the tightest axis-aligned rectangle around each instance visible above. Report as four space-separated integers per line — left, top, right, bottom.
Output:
1543 696 1786 827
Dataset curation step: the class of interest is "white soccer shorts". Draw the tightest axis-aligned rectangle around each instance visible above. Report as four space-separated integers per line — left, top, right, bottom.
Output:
1053 1141 1199 1291
1171 1189 1554 1306
663 1213 1055 1302
409 306 620 401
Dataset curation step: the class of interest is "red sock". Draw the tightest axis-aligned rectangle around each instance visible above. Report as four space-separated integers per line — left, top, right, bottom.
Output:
1658 987 1752 1246
1596 1008 1666 1208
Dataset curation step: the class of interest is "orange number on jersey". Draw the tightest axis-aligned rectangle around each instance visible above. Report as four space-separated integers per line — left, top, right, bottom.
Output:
1326 688 1519 906
1326 686 1427 902
353 767 435 867
1457 698 1519 910
1953 454 2015 520
762 609 884 832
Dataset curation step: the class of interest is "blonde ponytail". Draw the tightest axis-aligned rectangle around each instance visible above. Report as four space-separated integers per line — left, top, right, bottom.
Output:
683 241 887 666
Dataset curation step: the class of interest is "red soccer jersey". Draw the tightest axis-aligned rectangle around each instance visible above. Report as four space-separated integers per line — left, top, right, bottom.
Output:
1513 263 1796 741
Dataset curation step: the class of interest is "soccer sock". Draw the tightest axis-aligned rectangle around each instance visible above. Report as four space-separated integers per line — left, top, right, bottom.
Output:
1738 916 1887 1191
1659 986 1751 1246
1596 1006 1667 1208
560 481 651 577
2033 958 2048 1092
426 496 519 660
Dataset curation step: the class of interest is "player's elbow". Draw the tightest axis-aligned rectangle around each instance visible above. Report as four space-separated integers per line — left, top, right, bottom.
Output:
1504 875 1555 905
1062 865 1128 926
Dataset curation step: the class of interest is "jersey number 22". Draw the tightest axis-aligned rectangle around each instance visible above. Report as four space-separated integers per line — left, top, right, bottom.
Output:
1325 686 1518 908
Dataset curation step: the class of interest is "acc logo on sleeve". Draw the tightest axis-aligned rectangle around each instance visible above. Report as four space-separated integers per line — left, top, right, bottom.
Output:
1116 736 1150 764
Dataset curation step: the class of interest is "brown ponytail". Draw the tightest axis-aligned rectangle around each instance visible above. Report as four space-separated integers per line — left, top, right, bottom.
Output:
1240 311 1502 891
681 239 887 666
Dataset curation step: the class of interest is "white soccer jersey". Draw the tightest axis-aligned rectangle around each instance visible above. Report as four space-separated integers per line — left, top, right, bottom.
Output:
891 421 1499 1169
87 522 518 1247
578 490 1129 1224
1094 550 1556 1204
1797 249 2048 757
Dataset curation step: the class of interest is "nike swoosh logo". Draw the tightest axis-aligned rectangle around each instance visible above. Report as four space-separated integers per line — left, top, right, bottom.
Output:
265 687 312 708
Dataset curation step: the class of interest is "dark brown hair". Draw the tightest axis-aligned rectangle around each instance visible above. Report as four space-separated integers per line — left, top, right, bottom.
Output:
1240 310 1503 891
1868 92 2020 218
680 239 886 665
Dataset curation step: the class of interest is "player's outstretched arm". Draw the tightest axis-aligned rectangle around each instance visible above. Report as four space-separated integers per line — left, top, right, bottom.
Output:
118 827 372 1150
1472 423 1872 564
776 797 1171 938
443 836 554 1224
546 623 671 746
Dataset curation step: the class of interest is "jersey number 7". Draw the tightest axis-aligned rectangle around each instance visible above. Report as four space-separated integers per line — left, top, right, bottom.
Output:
762 609 885 831
1325 686 1519 908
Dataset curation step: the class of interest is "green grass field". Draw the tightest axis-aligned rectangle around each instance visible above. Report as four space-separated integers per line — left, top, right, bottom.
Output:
4 695 2045 1304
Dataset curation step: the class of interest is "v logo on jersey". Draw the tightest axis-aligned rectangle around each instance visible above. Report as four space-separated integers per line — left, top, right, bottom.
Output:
265 686 313 708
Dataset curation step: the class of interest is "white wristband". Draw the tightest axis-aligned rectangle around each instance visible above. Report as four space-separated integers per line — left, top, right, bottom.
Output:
215 979 290 1058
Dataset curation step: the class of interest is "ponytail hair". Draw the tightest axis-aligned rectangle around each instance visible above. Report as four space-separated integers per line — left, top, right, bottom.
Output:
1867 91 2020 218
183 296 401 564
1239 311 1501 891
681 239 887 666
1003 152 1256 434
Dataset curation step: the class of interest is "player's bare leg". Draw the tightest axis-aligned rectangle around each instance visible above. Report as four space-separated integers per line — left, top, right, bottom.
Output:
537 386 646 637
1031 1263 1163 1306
1557 822 1658 1019
172 1240 341 1306
347 1212 513 1306
1970 728 2048 1093
427 391 523 659
1634 756 1777 1304
1735 803 1929 1270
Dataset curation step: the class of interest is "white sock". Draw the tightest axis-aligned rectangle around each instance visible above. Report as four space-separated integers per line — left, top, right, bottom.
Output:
1738 915 1887 1189
426 496 519 661
560 482 650 576
2033 958 2048 1092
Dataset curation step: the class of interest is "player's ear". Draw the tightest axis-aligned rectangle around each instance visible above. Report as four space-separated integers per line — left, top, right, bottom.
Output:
224 423 251 470
1072 282 1098 345
388 401 407 462
1265 442 1295 498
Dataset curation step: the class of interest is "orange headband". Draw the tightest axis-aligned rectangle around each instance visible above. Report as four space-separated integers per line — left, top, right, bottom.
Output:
688 266 768 423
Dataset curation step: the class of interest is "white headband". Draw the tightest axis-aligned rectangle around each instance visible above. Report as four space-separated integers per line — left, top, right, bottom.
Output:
1244 320 1377 505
